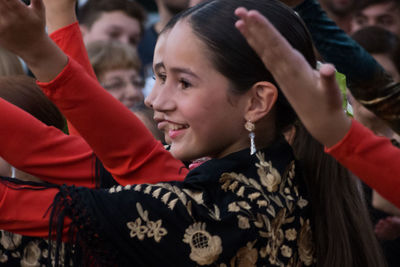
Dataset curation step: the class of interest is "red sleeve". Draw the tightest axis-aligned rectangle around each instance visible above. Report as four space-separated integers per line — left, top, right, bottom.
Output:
38 59 188 185
50 22 96 80
326 119 400 208
0 97 96 188
50 22 96 136
0 183 69 238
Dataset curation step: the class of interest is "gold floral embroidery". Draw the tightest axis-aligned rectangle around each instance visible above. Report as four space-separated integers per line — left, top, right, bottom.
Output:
230 241 258 267
280 245 292 258
228 202 241 212
256 152 282 192
0 231 22 250
285 228 297 241
298 218 315 266
182 189 204 205
0 250 7 263
297 197 309 209
219 153 315 265
183 222 222 265
237 215 250 230
126 203 167 243
20 241 41 267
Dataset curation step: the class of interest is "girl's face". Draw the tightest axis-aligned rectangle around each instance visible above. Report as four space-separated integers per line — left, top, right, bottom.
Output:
145 22 251 161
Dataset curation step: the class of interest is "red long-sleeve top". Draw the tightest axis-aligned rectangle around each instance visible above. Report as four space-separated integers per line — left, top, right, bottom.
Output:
1 22 187 188
326 119 400 208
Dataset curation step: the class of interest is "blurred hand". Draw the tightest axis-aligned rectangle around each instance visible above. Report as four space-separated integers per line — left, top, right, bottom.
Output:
235 7 351 147
0 0 68 82
0 0 46 60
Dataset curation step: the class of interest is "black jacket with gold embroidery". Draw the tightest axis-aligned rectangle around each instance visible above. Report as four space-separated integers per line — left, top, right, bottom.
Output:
52 138 315 266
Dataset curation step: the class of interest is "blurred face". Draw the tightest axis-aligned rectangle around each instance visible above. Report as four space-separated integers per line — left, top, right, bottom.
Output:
323 0 356 16
145 22 250 161
352 2 400 36
373 53 400 82
352 53 400 134
100 69 145 108
83 11 142 47
162 0 189 14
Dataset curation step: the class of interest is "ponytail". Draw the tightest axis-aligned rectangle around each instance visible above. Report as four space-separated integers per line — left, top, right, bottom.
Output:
291 122 386 267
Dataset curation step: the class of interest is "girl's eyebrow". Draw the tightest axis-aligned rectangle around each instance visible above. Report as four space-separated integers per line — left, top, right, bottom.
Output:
153 62 165 73
170 67 200 79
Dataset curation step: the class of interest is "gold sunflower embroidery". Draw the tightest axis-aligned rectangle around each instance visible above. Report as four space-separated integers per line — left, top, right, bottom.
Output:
183 222 222 265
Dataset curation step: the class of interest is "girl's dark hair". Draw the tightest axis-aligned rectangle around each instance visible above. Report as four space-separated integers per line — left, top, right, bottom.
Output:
162 0 386 266
0 75 65 130
352 26 400 74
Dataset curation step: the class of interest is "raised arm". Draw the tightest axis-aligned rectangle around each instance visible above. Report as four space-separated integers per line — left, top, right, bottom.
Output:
44 0 96 79
235 8 400 207
0 0 187 184
0 97 98 188
293 0 400 134
44 0 96 136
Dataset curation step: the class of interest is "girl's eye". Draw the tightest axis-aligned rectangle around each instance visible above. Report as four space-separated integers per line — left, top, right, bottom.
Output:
155 73 166 84
179 79 191 89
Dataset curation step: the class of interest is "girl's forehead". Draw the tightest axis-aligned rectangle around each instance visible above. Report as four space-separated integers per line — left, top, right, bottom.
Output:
154 22 211 69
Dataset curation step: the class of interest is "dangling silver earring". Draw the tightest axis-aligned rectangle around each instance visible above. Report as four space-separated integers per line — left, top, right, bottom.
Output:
245 121 256 155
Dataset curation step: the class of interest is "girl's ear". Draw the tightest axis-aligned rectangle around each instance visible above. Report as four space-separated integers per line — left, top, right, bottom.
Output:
244 81 278 122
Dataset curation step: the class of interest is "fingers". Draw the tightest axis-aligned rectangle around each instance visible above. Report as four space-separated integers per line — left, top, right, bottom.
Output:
319 64 344 110
2 0 28 12
30 0 44 12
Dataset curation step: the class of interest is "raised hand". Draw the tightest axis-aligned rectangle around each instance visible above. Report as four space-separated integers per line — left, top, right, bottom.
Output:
0 0 68 82
0 0 46 59
235 7 351 147
42 0 77 33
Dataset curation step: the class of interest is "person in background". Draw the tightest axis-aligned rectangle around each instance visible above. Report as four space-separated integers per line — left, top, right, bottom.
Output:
351 0 400 37
87 40 145 108
350 26 400 267
78 0 146 47
319 0 358 33
350 26 400 140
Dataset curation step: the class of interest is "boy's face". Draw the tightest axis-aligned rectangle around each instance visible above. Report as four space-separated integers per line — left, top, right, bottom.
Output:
82 11 142 47
323 0 356 16
352 1 400 36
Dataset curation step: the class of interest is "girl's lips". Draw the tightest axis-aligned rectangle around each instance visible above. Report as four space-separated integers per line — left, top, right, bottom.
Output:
168 128 187 139
157 121 169 131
